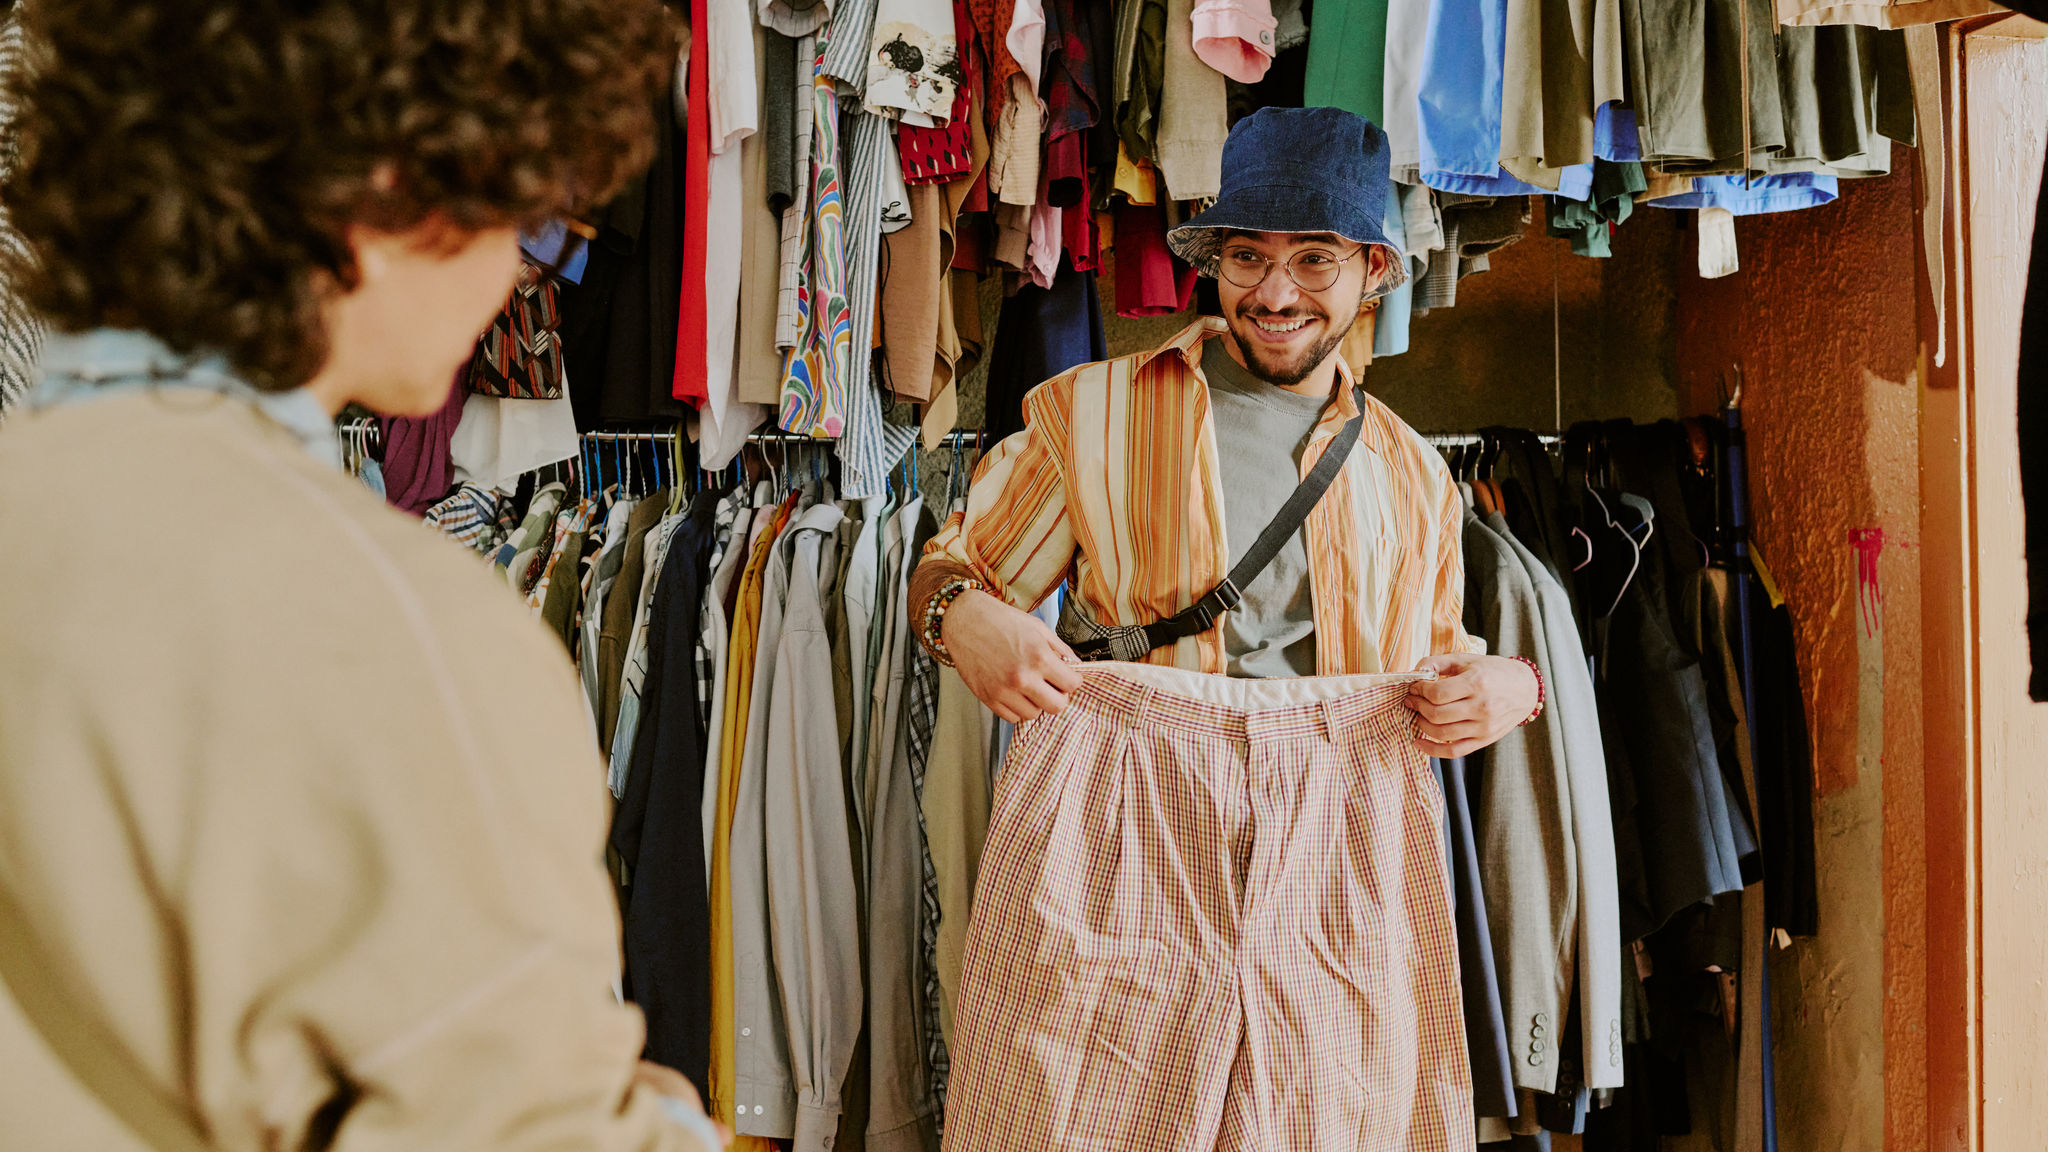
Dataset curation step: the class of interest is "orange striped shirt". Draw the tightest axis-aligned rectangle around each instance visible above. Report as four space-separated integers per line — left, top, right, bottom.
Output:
923 317 1483 676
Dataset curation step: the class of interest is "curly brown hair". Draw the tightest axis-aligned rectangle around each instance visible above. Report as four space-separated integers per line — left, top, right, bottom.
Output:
2 0 674 391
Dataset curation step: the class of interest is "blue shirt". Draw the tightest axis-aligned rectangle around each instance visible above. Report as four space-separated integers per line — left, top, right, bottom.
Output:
1645 173 1840 216
35 329 342 468
1415 0 1592 201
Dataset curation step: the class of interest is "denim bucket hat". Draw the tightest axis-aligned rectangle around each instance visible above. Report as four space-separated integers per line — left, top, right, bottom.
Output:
1166 106 1407 299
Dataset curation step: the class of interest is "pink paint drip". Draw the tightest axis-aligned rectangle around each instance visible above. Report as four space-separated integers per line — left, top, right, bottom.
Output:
1850 528 1884 637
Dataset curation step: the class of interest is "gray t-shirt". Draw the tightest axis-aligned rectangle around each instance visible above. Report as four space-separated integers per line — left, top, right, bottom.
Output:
1200 338 1333 679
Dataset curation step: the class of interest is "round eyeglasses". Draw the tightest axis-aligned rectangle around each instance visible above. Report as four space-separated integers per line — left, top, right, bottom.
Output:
1216 244 1365 293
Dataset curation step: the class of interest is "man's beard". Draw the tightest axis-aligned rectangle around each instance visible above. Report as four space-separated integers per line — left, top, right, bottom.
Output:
1226 299 1357 387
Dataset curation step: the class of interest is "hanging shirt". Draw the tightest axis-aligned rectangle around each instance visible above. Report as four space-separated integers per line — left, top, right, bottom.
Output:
709 493 797 1138
1643 172 1841 215
1191 0 1278 83
778 41 853 438
1415 0 1595 199
866 0 960 120
1156 0 1227 199
700 0 771 465
759 505 862 1152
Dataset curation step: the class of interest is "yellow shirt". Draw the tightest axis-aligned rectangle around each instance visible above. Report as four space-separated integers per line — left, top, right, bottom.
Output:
710 494 797 1140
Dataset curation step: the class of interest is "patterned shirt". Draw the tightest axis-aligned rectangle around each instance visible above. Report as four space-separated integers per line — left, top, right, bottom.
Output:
422 483 509 554
921 318 1483 676
0 8 41 424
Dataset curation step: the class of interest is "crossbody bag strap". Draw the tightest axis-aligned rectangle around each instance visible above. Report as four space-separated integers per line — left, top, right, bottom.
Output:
1071 387 1368 662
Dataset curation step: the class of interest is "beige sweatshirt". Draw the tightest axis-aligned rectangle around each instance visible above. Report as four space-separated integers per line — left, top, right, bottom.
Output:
0 391 710 1152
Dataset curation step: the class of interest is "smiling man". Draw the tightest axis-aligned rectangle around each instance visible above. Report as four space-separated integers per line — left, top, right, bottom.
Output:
907 105 1538 749
904 108 1544 1152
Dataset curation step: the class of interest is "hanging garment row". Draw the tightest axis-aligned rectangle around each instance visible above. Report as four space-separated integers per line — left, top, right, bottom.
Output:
431 0 1927 501
1423 418 1817 1151
379 427 979 1149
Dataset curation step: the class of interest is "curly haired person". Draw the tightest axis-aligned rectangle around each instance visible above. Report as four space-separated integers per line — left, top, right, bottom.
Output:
0 3 726 1149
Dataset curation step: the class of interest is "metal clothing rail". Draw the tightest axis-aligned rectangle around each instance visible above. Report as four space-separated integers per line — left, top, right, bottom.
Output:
336 416 1552 451
333 416 983 449
1419 432 1564 449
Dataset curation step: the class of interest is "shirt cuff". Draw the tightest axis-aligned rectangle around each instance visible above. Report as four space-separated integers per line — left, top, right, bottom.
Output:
1190 4 1279 84
793 1102 845 1152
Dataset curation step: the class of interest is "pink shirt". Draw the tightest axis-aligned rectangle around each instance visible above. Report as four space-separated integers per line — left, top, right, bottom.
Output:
1190 0 1277 83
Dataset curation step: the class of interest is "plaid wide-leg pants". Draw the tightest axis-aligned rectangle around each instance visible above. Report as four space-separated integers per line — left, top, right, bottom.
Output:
943 663 1472 1152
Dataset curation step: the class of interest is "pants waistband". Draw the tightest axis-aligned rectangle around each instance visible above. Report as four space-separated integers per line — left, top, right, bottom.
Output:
1071 662 1433 744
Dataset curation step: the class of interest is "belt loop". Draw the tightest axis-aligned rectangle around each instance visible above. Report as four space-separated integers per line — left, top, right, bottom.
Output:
1320 698 1339 744
1133 685 1159 731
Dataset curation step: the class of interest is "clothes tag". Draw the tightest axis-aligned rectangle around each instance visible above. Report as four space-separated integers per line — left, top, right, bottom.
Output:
1697 207 1740 279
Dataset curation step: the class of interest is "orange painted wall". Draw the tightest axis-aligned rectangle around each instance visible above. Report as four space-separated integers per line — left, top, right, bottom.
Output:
1673 159 1925 1152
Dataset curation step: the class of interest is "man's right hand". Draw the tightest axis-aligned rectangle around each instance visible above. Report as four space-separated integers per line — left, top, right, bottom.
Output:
941 588 1085 723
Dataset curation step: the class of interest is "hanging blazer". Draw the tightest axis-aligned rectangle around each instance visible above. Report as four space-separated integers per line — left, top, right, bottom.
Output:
1487 511 1625 1091
1463 510 1578 1097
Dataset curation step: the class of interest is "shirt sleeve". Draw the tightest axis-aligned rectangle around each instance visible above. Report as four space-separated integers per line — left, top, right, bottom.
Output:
914 387 1077 617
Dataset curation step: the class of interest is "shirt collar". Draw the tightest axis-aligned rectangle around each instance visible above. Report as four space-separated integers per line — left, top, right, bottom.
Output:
34 329 343 470
1150 316 1366 431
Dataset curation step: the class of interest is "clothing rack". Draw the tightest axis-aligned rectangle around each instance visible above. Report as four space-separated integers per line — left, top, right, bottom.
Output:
1419 432 1563 449
333 416 983 449
336 416 1553 452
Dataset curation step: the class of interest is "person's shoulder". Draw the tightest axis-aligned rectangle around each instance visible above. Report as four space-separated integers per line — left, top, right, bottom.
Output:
1021 318 1217 417
0 391 560 672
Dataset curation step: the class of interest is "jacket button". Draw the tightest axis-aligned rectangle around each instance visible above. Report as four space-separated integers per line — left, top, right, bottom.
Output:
1535 1012 1551 1026
1528 1052 1542 1066
1530 1039 1545 1054
1531 1024 1546 1039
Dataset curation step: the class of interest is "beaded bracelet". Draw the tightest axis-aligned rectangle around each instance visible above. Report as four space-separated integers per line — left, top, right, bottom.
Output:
1508 655 1546 727
918 576 988 667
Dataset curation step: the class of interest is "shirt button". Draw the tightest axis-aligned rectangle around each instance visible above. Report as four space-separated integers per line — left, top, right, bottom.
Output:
741 1028 752 1037
754 1106 765 1115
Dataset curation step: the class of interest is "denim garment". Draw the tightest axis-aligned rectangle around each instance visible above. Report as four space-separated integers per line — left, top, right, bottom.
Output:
1644 173 1839 216
35 329 340 469
1167 105 1408 298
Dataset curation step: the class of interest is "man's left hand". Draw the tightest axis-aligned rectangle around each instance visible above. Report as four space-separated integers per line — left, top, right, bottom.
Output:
1404 653 1539 758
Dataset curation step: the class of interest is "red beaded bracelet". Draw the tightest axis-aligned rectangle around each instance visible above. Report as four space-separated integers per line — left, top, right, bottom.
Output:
1508 655 1546 727
918 576 987 667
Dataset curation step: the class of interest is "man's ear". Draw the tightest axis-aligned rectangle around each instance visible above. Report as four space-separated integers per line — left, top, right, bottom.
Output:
1361 245 1393 299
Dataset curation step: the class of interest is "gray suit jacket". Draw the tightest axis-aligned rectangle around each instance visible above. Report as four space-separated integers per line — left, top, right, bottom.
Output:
1463 511 1577 1096
1487 511 1625 1090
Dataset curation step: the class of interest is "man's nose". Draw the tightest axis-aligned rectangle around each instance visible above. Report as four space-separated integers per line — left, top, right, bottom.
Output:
1252 264 1304 312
